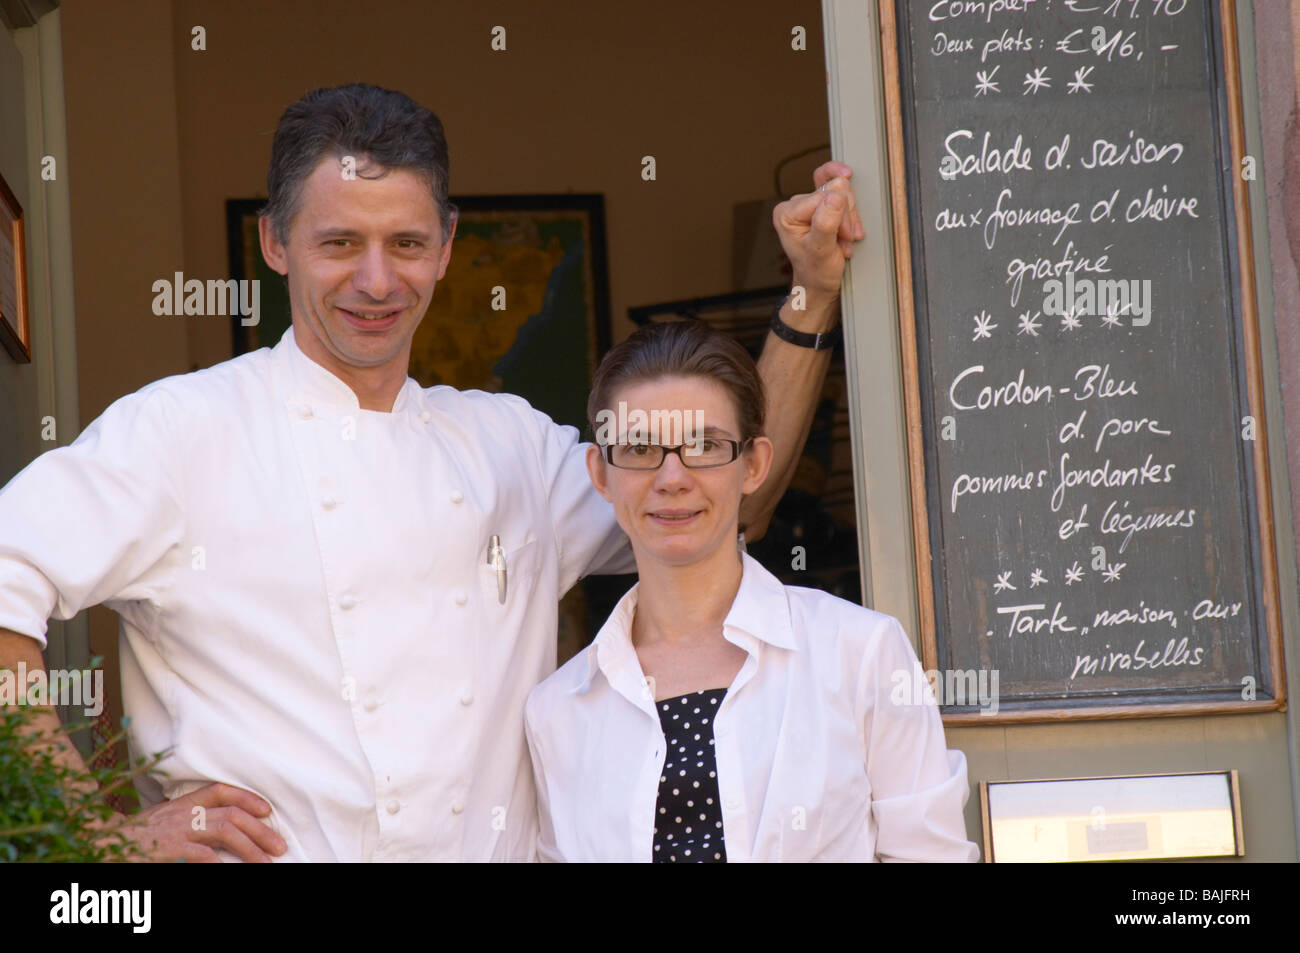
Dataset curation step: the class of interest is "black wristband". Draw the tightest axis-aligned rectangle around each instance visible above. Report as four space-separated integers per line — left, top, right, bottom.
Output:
770 295 842 351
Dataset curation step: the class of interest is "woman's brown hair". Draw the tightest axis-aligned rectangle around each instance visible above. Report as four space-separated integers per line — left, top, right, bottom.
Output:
586 319 766 443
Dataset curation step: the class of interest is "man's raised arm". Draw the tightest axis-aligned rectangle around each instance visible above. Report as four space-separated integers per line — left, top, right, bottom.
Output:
742 161 864 540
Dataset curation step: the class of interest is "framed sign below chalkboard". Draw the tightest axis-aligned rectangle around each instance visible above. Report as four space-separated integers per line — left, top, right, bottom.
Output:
881 0 1284 722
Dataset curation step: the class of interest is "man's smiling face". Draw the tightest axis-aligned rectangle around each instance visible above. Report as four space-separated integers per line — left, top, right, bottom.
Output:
260 156 455 386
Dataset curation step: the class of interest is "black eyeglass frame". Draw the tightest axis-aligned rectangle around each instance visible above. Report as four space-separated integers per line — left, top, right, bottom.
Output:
601 437 753 470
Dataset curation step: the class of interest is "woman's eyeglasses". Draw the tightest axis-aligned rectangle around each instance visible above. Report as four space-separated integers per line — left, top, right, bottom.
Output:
602 438 751 470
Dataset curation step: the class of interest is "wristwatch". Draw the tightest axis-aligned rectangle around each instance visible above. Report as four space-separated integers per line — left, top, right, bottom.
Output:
770 295 842 350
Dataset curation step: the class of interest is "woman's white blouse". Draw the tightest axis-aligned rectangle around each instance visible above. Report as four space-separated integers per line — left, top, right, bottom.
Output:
524 553 981 862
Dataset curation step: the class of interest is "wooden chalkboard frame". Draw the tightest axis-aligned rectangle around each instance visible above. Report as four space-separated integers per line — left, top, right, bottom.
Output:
880 0 1286 724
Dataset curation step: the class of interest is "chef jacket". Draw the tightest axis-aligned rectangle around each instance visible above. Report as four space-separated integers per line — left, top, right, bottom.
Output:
0 326 633 861
525 553 980 862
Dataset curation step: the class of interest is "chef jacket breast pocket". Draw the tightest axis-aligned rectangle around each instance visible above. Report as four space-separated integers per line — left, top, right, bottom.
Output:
476 536 545 617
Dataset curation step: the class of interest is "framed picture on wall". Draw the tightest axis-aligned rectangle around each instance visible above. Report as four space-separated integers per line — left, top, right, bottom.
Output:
0 171 30 363
226 193 611 434
406 194 611 432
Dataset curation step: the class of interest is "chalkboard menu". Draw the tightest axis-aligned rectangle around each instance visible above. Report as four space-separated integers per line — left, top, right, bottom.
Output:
882 0 1283 721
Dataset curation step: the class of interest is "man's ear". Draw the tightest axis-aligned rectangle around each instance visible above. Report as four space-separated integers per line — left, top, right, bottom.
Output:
586 445 613 503
258 216 289 276
741 436 775 495
436 209 458 280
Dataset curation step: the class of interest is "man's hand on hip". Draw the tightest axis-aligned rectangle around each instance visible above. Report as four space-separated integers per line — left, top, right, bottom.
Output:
112 782 288 863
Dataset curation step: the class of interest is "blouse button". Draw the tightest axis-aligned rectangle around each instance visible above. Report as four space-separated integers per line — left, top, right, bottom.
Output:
450 491 464 505
339 594 358 611
386 800 400 815
297 404 314 420
419 411 432 423
454 591 468 607
451 800 465 815
363 698 378 713
460 693 474 707
322 494 338 510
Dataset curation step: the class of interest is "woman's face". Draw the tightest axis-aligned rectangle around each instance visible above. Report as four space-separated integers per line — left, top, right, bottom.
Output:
586 375 773 569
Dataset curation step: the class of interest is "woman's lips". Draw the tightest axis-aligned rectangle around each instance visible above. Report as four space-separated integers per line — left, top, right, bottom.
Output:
648 509 703 527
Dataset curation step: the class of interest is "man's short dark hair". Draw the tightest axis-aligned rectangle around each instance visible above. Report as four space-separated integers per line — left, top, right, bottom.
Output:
261 83 454 245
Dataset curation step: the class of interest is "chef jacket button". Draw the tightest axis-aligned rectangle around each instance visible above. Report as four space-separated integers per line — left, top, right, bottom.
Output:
450 491 463 505
419 411 431 423
340 594 358 611
298 404 314 420
460 693 473 706
451 800 465 815
386 799 400 815
454 590 468 607
363 698 378 712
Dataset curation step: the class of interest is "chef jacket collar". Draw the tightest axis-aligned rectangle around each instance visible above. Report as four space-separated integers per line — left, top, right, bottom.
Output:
571 552 797 695
274 325 422 414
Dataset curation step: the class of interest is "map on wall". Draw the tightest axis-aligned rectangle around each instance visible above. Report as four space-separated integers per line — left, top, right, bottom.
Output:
409 195 611 433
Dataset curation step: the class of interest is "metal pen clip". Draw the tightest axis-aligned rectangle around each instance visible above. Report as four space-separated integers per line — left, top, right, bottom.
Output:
487 534 507 604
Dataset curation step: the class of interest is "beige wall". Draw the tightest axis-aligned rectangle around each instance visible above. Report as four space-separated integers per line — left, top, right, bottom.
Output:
1250 0 1300 863
1261 0 1300 583
61 0 196 423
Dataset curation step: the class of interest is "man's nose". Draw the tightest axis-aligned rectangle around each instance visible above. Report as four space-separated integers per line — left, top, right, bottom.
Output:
352 244 398 300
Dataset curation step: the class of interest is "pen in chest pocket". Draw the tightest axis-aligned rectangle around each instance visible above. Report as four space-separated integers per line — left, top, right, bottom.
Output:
487 534 507 604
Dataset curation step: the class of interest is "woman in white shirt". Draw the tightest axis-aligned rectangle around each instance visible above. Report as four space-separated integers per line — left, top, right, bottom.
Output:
524 320 979 862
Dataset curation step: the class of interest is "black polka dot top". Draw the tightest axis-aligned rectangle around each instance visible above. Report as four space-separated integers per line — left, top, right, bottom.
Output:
652 688 727 863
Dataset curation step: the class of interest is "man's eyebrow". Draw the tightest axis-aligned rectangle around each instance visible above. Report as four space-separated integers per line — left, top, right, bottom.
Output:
310 227 362 241
309 227 436 242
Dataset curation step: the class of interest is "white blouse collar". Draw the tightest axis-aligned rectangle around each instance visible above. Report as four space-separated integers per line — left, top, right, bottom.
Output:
571 552 797 696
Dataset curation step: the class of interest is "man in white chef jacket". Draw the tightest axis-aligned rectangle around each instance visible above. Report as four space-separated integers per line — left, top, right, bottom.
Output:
0 84 864 861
